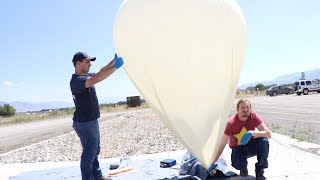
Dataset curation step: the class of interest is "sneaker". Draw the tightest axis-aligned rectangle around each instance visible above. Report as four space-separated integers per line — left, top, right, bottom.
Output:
256 170 266 180
240 168 248 176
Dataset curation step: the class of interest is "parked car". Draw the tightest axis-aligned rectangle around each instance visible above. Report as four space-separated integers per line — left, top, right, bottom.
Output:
293 79 320 95
265 86 294 96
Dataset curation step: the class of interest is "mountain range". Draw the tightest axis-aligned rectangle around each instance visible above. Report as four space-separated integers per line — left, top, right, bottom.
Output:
0 101 74 113
238 69 320 89
0 96 127 113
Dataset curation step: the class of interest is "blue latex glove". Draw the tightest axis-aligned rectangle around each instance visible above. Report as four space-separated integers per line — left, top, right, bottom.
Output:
240 131 252 145
208 163 217 172
113 53 123 69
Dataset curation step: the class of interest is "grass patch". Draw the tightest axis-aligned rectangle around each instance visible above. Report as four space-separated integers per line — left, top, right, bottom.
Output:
236 90 266 98
290 123 314 142
100 102 149 113
291 128 313 142
0 109 74 126
270 123 281 130
13 116 34 123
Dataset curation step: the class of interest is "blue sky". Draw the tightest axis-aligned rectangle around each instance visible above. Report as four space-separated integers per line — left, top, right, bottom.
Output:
1 0 319 103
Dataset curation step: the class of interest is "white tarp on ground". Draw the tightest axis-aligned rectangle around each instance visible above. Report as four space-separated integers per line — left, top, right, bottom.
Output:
113 0 246 168
2 134 320 179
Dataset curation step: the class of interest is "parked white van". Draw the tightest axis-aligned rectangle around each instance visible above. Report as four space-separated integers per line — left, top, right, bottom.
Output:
293 79 320 95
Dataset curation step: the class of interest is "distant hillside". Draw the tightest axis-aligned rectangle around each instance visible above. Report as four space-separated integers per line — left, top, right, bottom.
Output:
0 101 74 113
239 69 320 89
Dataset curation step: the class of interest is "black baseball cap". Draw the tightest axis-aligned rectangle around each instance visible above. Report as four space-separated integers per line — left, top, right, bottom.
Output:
72 52 96 64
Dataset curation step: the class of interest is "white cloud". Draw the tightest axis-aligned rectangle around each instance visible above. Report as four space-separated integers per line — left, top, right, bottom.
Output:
3 81 24 87
3 81 17 86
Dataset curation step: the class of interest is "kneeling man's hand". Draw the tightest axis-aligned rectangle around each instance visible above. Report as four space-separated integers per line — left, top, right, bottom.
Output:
240 131 252 145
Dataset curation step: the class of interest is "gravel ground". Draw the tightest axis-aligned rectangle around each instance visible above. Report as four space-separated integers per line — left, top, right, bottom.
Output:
0 109 185 163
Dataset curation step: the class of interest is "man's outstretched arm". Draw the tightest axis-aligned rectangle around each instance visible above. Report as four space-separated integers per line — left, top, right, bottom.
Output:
85 54 123 88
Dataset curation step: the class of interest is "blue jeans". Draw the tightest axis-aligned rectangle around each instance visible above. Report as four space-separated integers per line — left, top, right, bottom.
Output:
231 137 269 172
73 120 102 180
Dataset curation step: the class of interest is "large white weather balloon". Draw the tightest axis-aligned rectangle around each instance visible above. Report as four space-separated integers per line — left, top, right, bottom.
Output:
113 0 246 168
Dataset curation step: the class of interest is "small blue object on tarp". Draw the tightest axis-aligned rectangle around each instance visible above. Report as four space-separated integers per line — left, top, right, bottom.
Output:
160 159 176 168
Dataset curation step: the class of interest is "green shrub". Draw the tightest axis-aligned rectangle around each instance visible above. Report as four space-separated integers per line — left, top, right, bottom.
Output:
0 104 16 117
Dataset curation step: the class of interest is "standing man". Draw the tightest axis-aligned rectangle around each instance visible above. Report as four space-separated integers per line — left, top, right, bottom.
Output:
70 51 123 180
209 99 271 180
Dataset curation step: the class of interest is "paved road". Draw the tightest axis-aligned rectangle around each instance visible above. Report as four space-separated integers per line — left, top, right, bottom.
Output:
1 94 320 154
0 112 126 154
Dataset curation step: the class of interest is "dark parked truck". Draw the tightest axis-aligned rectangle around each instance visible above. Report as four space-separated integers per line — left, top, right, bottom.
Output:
293 79 320 95
265 86 294 96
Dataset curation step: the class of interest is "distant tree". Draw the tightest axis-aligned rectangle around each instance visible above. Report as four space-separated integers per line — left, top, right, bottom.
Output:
0 106 5 116
0 104 16 117
255 83 265 90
